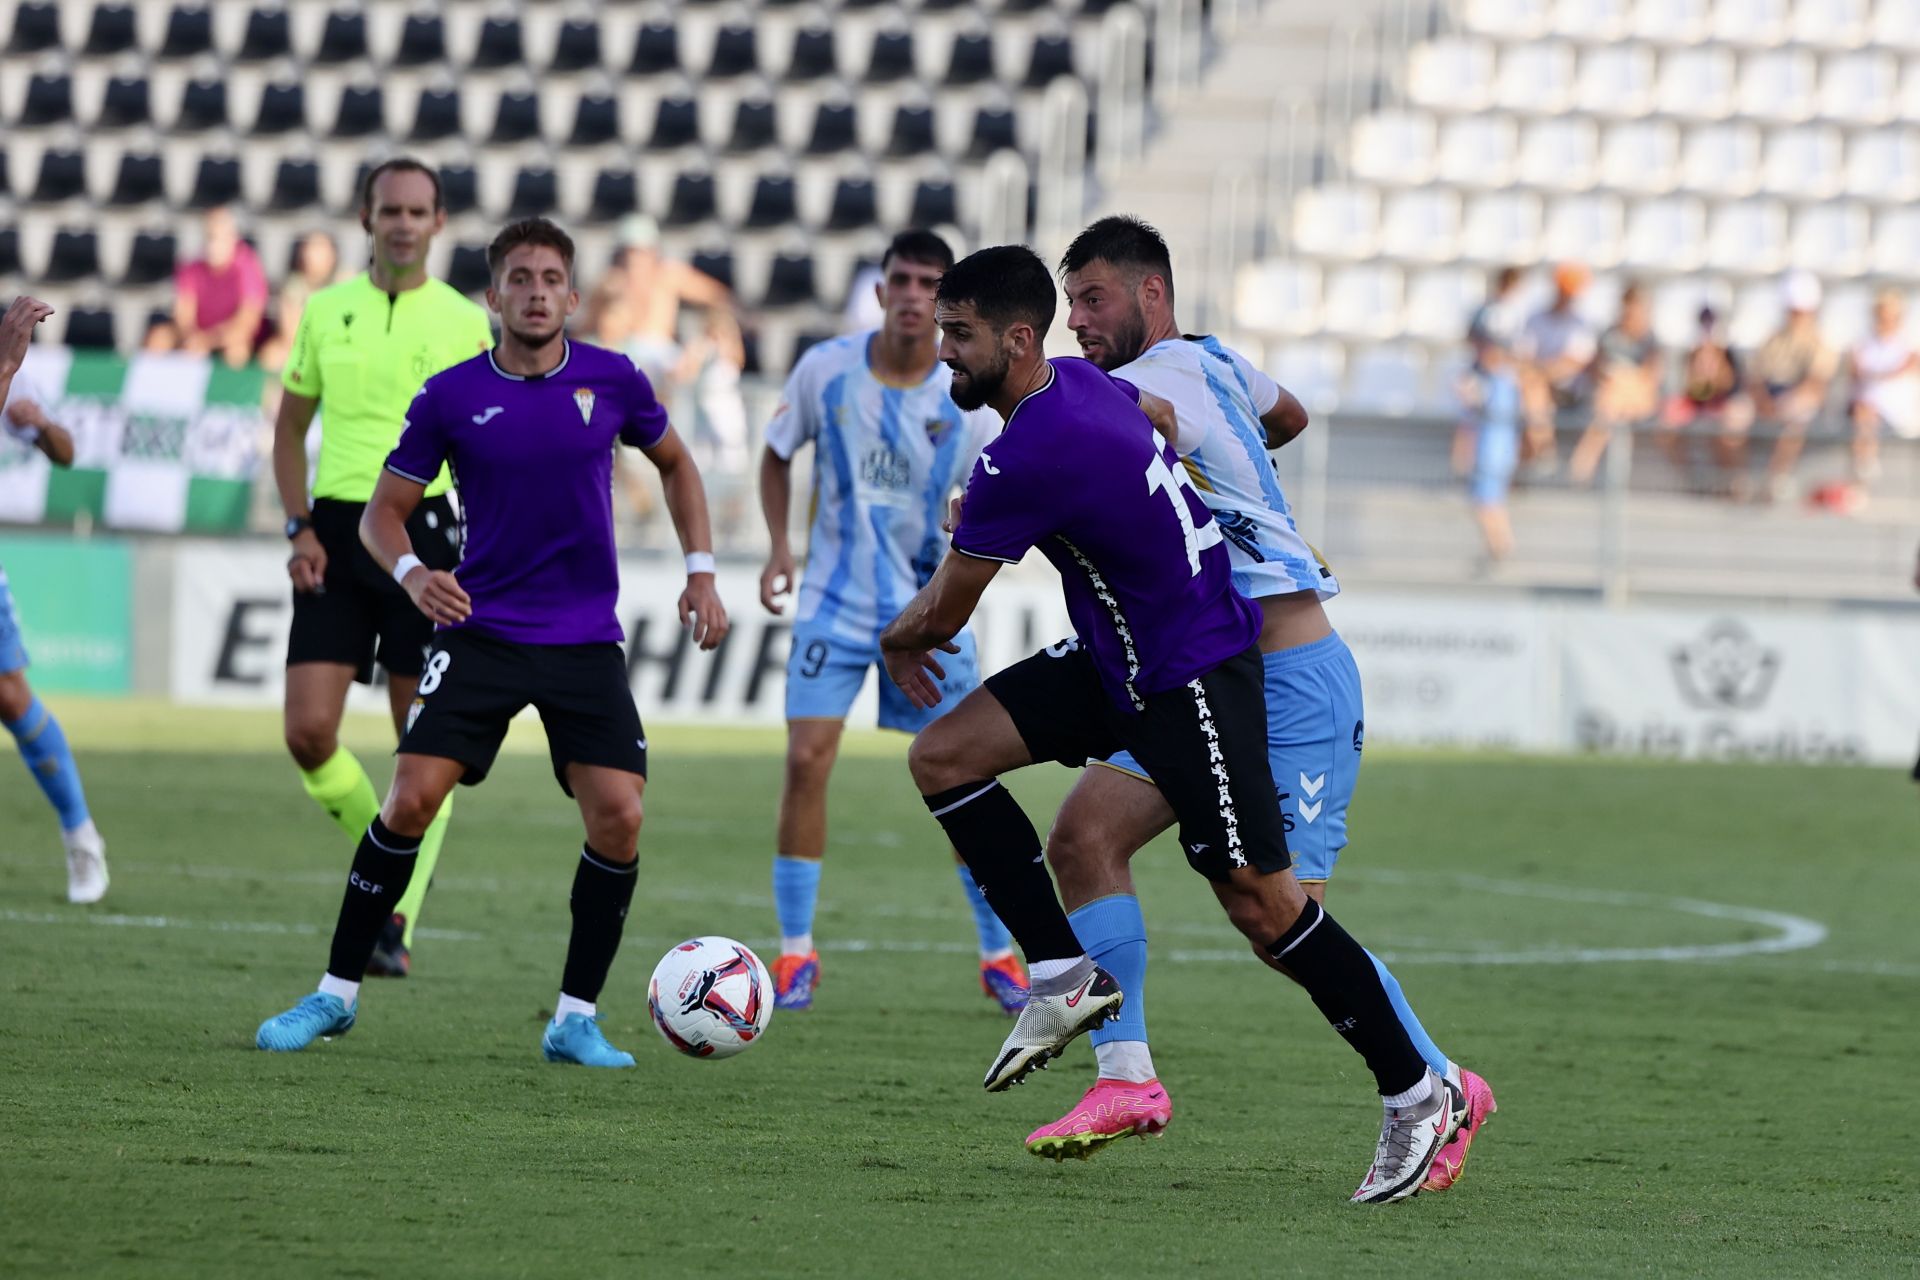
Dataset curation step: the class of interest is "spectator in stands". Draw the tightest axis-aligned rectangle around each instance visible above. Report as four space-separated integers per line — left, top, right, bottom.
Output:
259 231 340 373
1568 281 1663 486
1657 306 1748 494
143 206 269 368
1847 288 1920 488
841 261 885 334
1453 266 1525 479
1461 271 1525 564
676 307 750 480
1515 262 1598 478
1746 271 1838 502
598 214 734 397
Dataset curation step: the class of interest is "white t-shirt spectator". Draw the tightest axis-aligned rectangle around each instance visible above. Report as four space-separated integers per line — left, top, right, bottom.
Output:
1854 331 1920 438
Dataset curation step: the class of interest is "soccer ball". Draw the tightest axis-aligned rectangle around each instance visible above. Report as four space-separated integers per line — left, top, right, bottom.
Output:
646 936 773 1059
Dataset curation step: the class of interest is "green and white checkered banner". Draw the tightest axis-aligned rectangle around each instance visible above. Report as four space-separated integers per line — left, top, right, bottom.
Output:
0 346 263 532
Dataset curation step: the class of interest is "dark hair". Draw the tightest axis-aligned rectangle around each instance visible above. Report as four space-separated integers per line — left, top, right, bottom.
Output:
936 244 1056 336
1494 265 1523 291
360 157 442 214
487 217 577 280
1620 279 1645 305
881 229 955 273
1058 215 1174 295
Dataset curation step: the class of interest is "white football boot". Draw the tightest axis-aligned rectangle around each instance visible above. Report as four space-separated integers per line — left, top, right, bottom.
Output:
64 820 109 904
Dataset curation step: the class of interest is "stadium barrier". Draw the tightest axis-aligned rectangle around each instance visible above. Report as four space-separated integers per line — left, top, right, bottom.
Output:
0 532 132 692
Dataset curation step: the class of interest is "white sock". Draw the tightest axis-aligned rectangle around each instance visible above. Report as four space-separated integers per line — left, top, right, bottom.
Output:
1382 1071 1435 1110
62 817 101 847
980 946 1014 964
1028 956 1085 983
1093 1040 1157 1083
780 934 814 956
553 993 596 1025
317 974 360 1008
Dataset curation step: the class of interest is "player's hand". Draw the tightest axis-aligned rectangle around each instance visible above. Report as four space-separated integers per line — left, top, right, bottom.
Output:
882 640 961 709
943 495 964 534
287 529 328 593
679 574 729 651
405 567 471 625
759 547 795 614
3 397 49 432
0 296 54 377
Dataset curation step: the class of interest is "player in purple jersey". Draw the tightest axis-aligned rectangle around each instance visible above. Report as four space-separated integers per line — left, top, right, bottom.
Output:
879 246 1454 1202
255 218 729 1067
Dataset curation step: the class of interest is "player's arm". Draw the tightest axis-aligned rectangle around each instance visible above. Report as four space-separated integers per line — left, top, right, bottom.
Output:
643 426 729 651
0 296 55 409
1260 385 1309 449
361 469 470 626
758 445 794 612
879 552 1000 709
1136 390 1180 446
3 397 75 467
273 390 327 592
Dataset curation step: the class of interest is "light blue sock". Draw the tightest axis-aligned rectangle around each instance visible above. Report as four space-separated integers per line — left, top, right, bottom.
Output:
771 855 822 944
1369 948 1450 1077
6 695 90 832
1070 895 1149 1047
956 863 1012 957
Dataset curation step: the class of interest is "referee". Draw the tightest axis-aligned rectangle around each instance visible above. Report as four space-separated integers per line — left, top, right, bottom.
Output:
273 158 492 976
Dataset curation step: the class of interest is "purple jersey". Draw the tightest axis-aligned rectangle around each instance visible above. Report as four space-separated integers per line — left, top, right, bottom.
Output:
385 340 669 645
951 358 1260 710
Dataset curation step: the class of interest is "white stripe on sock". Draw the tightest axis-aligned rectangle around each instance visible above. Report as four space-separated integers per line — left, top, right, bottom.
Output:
1271 900 1326 961
929 780 999 818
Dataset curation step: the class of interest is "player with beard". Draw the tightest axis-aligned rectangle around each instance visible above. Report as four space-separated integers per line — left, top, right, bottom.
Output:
880 245 1456 1203
256 218 728 1065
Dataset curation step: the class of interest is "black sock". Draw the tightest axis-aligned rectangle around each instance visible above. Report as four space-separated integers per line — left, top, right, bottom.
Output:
923 780 1082 963
1266 901 1427 1097
326 817 421 982
560 845 639 1003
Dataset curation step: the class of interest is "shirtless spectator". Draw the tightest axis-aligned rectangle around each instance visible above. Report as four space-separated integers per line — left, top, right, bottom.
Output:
143 207 268 368
258 231 340 373
1569 282 1663 486
1745 271 1838 502
1657 306 1749 493
1515 263 1598 476
590 215 734 397
1847 289 1919 487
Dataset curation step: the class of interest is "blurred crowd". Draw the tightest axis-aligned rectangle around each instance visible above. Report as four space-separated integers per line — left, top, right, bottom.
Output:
1456 263 1919 562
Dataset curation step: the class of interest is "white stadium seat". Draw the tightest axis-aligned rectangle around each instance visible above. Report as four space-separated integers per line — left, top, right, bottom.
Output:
1541 193 1624 268
1267 338 1347 417
1623 195 1706 272
1726 278 1785 349
1899 57 1920 124
1552 0 1630 43
1869 0 1920 54
1291 184 1379 260
1654 47 1736 120
1869 207 1920 279
1630 0 1710 45
1492 41 1573 114
1571 44 1655 118
1789 0 1869 50
1234 260 1322 338
1435 113 1517 188
1651 278 1729 349
1760 126 1843 201
1680 123 1761 199
1461 0 1552 40
1515 117 1597 191
1736 49 1817 125
1320 264 1405 341
1405 37 1495 113
1348 109 1437 186
1818 51 1897 125
1845 129 1920 204
1597 120 1679 194
1703 199 1787 274
1379 189 1462 262
1789 203 1870 278
1458 191 1543 263
1708 0 1790 49
1403 266 1492 343
1341 343 1429 418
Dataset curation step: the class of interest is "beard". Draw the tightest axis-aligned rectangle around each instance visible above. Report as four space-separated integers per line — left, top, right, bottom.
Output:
1099 307 1150 370
948 348 1010 411
504 318 565 349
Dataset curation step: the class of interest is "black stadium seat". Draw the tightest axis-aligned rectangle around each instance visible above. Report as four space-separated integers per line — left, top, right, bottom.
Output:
944 32 994 87
185 154 242 208
549 20 600 72
64 308 116 349
690 249 734 291
123 231 177 284
20 72 74 126
315 9 367 63
629 22 678 75
762 252 817 307
266 158 320 211
8 3 62 54
907 178 957 229
440 165 479 216
585 168 638 221
785 26 835 83
175 76 228 131
567 93 620 147
252 79 305 135
706 24 756 78
864 30 915 84
158 5 213 59
235 5 290 61
965 107 1018 159
44 229 101 283
804 101 857 155
743 175 797 228
30 149 87 203
645 96 699 150
97 74 152 128
489 91 541 144
0 228 22 278
447 244 491 296
662 172 717 227
331 85 384 138
471 15 523 70
0 151 8 197
884 104 935 158
107 150 165 205
408 87 462 142
82 3 137 56
394 13 445 66
724 98 777 153
506 167 557 218
824 177 877 232
1024 34 1075 88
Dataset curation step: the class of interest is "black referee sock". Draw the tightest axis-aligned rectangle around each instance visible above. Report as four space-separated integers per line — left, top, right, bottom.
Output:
560 845 639 1003
1266 901 1428 1098
325 817 420 983
923 780 1082 963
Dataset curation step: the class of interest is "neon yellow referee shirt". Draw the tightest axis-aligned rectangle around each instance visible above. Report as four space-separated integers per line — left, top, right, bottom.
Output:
281 272 494 501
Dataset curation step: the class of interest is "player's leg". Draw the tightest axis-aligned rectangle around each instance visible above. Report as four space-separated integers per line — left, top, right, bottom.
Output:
1025 763 1176 1160
909 642 1123 1091
0 657 107 903
881 629 1026 1012
532 642 653 1067
1127 648 1448 1202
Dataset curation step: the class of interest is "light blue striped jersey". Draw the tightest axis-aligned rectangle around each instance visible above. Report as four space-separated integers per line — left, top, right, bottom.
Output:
1112 336 1338 602
766 333 999 643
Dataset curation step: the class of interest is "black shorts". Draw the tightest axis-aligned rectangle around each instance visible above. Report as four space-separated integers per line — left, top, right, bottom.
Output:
287 495 462 683
398 628 648 795
984 640 1290 882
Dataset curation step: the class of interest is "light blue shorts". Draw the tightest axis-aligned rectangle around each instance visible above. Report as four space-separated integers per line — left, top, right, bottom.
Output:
785 621 980 734
1101 631 1363 882
1471 373 1521 507
0 569 28 675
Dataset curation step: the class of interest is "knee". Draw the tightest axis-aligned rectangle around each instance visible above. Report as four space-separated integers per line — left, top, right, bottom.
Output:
1044 818 1123 894
589 795 645 858
0 672 31 724
383 782 446 835
906 722 973 795
784 735 838 791
283 719 337 772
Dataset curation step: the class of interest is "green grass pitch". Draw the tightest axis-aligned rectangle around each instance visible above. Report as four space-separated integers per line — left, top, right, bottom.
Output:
3 700 1917 1277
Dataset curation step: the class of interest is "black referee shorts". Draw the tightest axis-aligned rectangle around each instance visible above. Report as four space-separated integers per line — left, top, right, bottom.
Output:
398 628 649 796
984 639 1291 882
287 495 461 684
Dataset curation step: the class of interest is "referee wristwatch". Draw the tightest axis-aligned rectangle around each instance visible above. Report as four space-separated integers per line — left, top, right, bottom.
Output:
285 515 313 539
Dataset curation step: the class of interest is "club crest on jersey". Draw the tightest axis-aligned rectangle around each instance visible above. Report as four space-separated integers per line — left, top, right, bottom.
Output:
924 416 951 442
574 388 595 425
